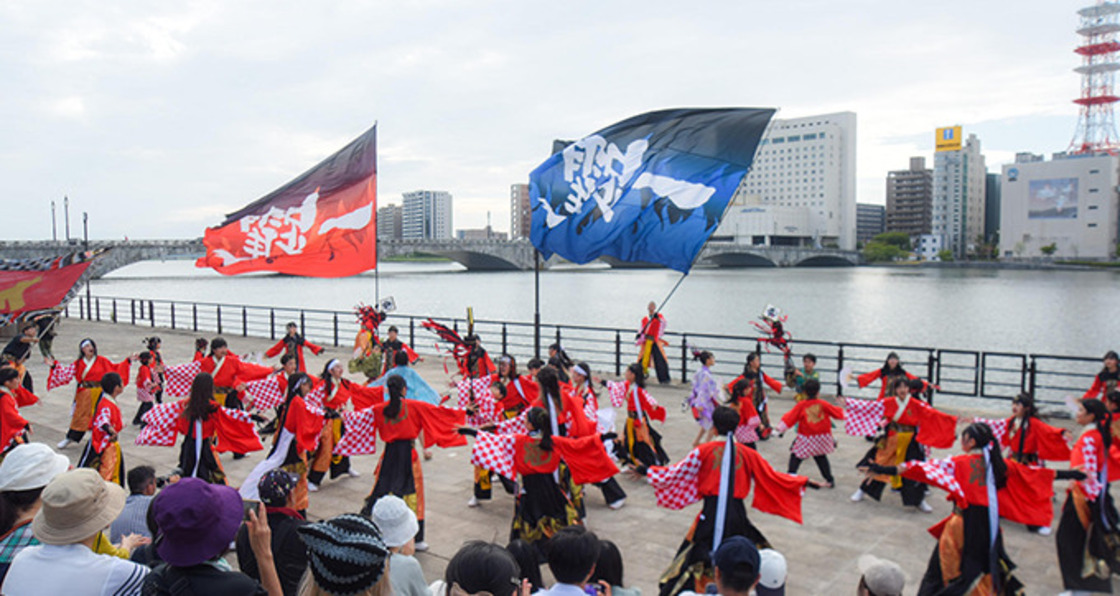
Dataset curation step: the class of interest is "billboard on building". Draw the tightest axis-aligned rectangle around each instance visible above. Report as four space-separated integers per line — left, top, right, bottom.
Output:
935 126 962 152
1028 178 1078 219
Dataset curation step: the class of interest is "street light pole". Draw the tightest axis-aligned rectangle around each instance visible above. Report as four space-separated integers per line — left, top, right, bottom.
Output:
83 212 90 317
64 196 70 241
51 200 57 241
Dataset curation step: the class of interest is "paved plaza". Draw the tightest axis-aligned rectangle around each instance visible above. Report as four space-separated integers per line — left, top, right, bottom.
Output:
12 318 1099 594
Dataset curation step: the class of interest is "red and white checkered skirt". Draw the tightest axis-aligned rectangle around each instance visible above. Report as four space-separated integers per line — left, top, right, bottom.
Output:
790 433 836 459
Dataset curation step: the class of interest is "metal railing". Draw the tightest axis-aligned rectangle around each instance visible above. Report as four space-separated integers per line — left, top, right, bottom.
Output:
70 294 1101 408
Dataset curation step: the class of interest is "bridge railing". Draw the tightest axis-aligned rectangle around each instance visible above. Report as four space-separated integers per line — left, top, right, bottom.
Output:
70 294 1098 410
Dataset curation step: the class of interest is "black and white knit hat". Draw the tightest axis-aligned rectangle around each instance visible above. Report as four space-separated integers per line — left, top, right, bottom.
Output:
297 513 390 595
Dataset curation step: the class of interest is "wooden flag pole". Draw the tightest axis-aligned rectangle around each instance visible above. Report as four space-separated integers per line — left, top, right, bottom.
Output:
533 249 541 359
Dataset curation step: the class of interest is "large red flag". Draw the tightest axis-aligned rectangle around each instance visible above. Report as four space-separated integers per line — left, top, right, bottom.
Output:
197 124 377 277
0 252 96 325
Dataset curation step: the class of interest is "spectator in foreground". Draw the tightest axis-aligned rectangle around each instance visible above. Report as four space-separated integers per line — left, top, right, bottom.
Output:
0 443 70 582
110 465 160 542
296 513 391 596
590 539 640 596
2 468 149 595
432 541 523 596
143 477 282 595
506 539 544 593
237 469 309 596
679 536 762 596
755 549 786 596
856 555 904 596
372 495 430 596
538 526 601 596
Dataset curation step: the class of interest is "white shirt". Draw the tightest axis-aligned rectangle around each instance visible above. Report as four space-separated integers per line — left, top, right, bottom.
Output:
2 543 149 595
534 583 588 596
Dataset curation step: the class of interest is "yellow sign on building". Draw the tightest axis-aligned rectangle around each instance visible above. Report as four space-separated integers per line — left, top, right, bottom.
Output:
935 126 962 152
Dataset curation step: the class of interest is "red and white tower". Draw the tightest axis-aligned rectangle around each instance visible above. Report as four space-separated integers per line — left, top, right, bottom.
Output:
1071 2 1120 155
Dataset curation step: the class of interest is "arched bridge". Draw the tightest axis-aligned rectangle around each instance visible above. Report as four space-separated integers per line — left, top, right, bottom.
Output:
0 240 205 279
0 238 861 276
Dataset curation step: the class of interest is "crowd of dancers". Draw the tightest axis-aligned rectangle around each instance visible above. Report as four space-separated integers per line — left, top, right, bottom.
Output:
0 307 1117 595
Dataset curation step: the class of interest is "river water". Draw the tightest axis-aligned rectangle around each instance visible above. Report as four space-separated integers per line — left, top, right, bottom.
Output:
92 260 1117 358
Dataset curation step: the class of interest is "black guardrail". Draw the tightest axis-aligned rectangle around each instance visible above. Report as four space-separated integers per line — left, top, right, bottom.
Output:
70 295 1101 408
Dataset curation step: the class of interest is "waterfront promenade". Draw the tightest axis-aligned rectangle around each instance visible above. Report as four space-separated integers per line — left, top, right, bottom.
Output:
15 318 1088 594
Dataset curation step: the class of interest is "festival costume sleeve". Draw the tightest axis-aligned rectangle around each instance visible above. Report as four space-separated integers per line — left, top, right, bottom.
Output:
495 413 530 435
348 383 384 410
1085 376 1105 400
856 369 882 389
403 343 419 363
647 448 703 510
47 362 76 391
212 407 265 453
91 403 116 452
411 401 468 449
11 387 38 408
469 431 516 481
109 358 132 386
335 407 378 456
0 396 29 449
233 361 275 386
135 400 187 447
553 435 620 484
843 398 884 437
762 373 783 394
912 401 958 449
1031 418 1072 461
974 417 1008 444
1072 432 1103 498
288 398 325 453
264 340 285 359
821 400 846 421
163 361 204 397
777 401 806 434
742 446 809 523
564 393 598 438
244 377 286 411
606 381 626 408
725 375 744 396
306 340 324 356
456 378 497 426
899 458 966 508
641 388 667 423
1000 461 1057 527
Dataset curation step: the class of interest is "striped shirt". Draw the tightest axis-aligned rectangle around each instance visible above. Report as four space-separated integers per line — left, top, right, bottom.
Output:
109 494 154 543
2 543 149 595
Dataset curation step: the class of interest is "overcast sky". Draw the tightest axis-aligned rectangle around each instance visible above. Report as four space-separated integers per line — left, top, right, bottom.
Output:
0 0 1088 240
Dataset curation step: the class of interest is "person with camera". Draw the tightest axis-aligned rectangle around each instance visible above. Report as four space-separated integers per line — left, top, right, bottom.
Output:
110 465 179 543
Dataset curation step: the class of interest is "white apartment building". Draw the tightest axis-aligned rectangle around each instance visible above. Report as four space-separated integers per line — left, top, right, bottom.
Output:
999 153 1120 259
715 112 858 250
932 129 987 258
402 190 453 240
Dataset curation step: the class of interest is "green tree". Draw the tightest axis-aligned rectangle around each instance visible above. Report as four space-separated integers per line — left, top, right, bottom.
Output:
1040 243 1057 256
871 232 911 251
863 242 904 262
937 249 954 262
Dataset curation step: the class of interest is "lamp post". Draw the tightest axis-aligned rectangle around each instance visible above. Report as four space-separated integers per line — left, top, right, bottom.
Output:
83 212 90 316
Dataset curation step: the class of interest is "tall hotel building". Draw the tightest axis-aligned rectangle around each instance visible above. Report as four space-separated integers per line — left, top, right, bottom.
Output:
714 112 857 250
510 183 531 239
402 190 453 240
931 126 987 258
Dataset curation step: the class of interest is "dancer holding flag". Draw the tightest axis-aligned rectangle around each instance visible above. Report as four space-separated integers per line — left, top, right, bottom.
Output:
635 406 813 596
637 302 671 385
50 338 134 449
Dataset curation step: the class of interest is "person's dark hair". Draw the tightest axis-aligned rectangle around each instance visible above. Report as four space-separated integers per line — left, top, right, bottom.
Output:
394 350 410 368
713 406 739 436
0 368 19 386
385 375 406 419
499 355 518 379
526 407 553 451
145 337 161 352
536 366 564 413
546 526 601 585
320 360 338 394
907 378 925 393
803 353 817 364
627 362 646 389
962 422 1007 489
719 559 760 593
505 539 543 591
76 338 98 360
100 372 123 395
208 337 228 357
183 373 217 422
1083 398 1113 450
138 352 152 366
547 357 570 383
803 378 821 399
526 358 544 371
444 541 522 596
880 351 904 375
548 344 572 369
491 381 508 398
194 337 208 352
727 379 749 406
286 321 298 330
280 354 295 367
694 350 713 364
0 488 44 536
741 352 760 376
1107 390 1120 413
127 465 157 495
889 377 910 395
387 325 399 334
591 540 625 587
1012 392 1039 419
1103 351 1120 375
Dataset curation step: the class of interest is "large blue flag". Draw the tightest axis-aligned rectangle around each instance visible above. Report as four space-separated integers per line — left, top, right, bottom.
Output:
529 108 775 272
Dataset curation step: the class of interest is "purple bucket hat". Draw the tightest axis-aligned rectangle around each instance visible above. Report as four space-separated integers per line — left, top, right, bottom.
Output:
153 477 243 567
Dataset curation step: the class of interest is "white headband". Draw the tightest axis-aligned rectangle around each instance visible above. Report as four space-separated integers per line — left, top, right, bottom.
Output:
573 364 589 378
80 339 93 349
328 359 341 372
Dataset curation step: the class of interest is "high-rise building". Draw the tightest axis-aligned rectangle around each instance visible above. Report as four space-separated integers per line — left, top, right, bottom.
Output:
932 127 987 258
856 203 885 246
885 157 933 237
715 112 858 249
510 183 531 239
401 190 453 240
984 173 1001 246
999 153 1119 259
377 204 402 241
